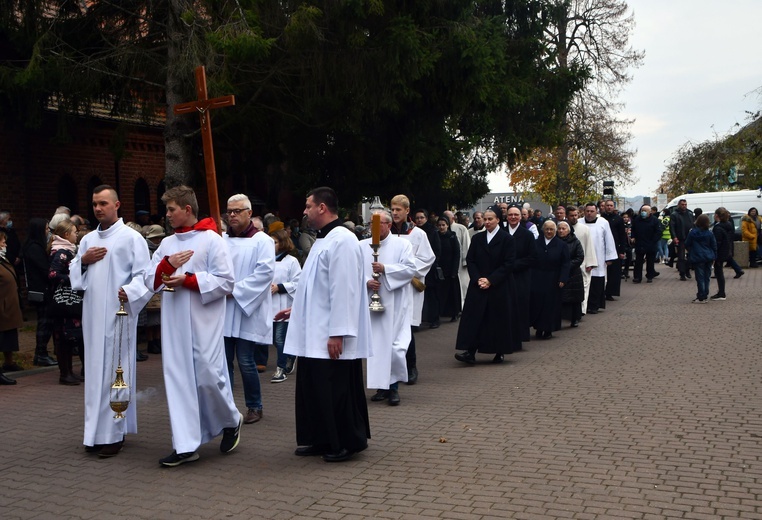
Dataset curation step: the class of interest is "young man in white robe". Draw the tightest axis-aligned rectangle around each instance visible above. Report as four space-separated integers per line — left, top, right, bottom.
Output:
222 194 275 425
146 186 242 467
389 194 435 385
583 203 618 314
278 187 372 463
70 185 152 458
361 210 416 406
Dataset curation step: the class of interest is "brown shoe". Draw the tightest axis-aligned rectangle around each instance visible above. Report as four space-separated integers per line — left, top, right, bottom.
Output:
244 408 262 424
98 440 124 458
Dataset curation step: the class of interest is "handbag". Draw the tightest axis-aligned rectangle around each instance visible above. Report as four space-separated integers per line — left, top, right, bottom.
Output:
50 283 83 319
22 259 45 303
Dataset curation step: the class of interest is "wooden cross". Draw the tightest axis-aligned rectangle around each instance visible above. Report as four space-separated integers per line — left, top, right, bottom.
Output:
173 66 235 232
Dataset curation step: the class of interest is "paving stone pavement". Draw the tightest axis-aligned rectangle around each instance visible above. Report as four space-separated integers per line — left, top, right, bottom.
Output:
3 266 762 519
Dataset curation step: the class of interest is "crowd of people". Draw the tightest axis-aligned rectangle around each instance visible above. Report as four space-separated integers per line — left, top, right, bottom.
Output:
0 189 755 465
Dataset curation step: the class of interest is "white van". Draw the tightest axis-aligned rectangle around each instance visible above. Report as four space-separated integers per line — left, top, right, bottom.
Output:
665 189 762 215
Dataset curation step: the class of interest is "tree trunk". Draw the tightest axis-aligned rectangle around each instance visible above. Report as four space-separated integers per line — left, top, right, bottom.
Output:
163 0 193 188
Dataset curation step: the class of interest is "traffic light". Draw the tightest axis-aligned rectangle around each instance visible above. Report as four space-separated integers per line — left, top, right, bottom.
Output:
602 180 614 197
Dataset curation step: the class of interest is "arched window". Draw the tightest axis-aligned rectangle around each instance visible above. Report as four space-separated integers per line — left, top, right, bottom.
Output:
157 179 166 218
134 178 151 220
57 174 78 215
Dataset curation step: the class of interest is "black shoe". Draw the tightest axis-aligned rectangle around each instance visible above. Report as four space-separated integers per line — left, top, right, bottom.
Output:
220 413 243 453
492 354 504 364
59 373 81 386
370 389 389 402
98 440 124 458
136 350 148 362
429 322 440 329
33 355 58 367
734 271 745 279
84 444 103 453
284 357 296 375
535 330 543 339
0 373 17 385
2 363 23 372
570 320 580 328
454 351 476 365
295 444 329 457
160 450 199 467
388 389 400 406
685 272 692 279
605 296 615 301
542 331 553 340
323 448 353 462
632 279 641 284
652 272 660 277
680 275 686 281
406 366 418 385
587 309 599 315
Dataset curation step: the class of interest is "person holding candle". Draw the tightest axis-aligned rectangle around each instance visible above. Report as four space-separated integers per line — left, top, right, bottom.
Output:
361 209 416 405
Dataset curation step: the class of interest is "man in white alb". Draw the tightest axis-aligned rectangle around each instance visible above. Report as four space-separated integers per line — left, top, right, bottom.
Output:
70 185 152 458
361 209 416 406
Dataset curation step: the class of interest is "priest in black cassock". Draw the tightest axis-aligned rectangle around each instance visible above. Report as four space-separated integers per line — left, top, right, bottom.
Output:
454 208 521 364
279 187 372 463
504 205 536 342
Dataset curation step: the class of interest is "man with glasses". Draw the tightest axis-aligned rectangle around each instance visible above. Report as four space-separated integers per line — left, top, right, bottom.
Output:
361 209 416 406
222 194 275 425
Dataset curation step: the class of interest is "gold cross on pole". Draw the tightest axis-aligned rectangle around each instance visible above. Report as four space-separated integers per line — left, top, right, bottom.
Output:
173 66 235 233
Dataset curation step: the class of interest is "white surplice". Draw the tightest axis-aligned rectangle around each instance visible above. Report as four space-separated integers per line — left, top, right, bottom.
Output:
284 225 371 360
571 221 599 312
397 226 435 326
146 228 239 453
584 217 618 277
70 218 152 447
360 235 416 389
223 231 275 344
450 222 471 307
270 253 301 318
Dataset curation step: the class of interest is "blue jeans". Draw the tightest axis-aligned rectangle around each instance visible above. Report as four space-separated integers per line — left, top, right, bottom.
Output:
273 321 295 370
657 239 669 260
224 337 263 411
693 261 712 301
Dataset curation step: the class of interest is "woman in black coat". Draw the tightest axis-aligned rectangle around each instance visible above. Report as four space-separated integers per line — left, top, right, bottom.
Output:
436 217 461 321
454 209 521 364
22 218 58 366
557 222 585 327
530 220 571 339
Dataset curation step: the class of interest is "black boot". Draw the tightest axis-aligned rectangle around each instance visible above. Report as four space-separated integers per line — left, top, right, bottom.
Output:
33 345 58 367
58 343 79 386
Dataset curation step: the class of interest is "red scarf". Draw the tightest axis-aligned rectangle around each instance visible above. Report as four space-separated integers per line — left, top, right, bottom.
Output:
174 217 218 234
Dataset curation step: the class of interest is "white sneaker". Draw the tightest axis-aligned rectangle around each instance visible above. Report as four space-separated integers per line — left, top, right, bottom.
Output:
271 367 288 383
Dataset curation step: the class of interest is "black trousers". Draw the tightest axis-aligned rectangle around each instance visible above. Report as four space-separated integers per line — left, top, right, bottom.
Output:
634 250 657 281
713 259 725 297
605 259 622 297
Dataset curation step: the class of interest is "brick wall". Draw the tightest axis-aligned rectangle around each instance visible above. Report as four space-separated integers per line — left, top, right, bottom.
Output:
0 116 165 243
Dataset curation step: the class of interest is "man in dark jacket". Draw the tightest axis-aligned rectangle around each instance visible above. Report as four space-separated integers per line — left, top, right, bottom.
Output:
630 205 662 283
669 199 695 281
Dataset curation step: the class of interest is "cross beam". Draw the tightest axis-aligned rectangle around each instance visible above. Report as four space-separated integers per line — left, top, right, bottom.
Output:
173 66 235 232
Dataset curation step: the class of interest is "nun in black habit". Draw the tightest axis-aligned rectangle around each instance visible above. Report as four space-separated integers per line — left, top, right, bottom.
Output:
454 208 521 364
530 220 571 339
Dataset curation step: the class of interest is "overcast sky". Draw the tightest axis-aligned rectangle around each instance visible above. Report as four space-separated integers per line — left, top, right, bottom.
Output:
489 0 762 198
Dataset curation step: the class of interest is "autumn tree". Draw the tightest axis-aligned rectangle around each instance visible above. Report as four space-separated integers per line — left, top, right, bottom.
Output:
509 0 643 204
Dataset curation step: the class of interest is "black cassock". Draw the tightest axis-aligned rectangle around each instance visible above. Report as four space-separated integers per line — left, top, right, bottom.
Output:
509 225 537 342
455 228 521 354
530 236 571 333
